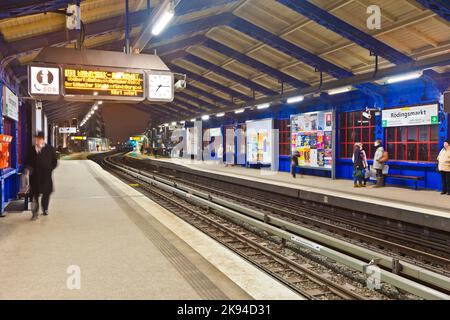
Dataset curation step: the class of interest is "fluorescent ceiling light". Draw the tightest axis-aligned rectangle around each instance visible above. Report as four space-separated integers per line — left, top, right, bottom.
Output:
256 103 270 110
164 123 169 127
179 121 186 124
90 110 95 115
171 121 177 126
386 71 422 84
151 7 175 36
287 95 304 104
201 115 210 120
216 112 225 117
191 118 196 122
98 101 103 105
93 105 98 110
234 108 245 114
328 86 352 95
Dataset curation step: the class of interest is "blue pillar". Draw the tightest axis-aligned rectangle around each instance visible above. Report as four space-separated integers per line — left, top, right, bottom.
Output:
438 99 448 148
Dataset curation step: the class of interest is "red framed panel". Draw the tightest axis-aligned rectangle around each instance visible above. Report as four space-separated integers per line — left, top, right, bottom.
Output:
339 111 376 159
385 125 439 162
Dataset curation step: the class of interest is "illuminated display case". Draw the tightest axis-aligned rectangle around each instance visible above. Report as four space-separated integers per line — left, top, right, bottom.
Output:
291 111 333 170
246 119 273 165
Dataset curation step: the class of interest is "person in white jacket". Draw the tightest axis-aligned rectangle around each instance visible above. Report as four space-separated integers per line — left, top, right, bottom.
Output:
372 139 386 187
437 140 450 195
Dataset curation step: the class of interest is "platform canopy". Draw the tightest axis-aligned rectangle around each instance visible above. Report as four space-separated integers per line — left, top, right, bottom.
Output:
0 0 449 123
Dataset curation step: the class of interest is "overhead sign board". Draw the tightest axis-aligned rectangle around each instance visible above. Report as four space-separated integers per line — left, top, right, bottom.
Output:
382 104 439 127
2 86 19 121
63 67 145 100
59 127 77 134
29 65 60 96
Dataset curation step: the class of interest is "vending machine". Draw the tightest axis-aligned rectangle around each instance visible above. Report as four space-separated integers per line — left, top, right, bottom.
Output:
0 134 13 169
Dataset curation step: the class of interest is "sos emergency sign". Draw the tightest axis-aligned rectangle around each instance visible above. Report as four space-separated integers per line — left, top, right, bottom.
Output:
29 66 60 96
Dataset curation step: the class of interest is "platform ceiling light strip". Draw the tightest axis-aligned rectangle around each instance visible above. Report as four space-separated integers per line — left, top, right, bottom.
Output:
385 71 423 84
201 115 210 121
191 118 196 122
171 121 177 126
216 112 225 117
152 2 175 36
234 108 245 114
256 103 270 110
328 86 352 96
287 95 304 104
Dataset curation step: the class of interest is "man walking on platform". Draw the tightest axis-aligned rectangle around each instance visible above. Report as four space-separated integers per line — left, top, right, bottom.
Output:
24 131 58 221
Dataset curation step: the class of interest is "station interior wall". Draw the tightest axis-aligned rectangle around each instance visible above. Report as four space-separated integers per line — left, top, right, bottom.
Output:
0 77 32 213
181 78 448 191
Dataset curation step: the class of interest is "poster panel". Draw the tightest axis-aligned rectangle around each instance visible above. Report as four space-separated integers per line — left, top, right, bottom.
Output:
291 110 333 170
246 119 273 165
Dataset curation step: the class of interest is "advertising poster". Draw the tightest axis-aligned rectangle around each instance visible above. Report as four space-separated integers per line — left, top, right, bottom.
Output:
291 111 333 170
246 119 273 165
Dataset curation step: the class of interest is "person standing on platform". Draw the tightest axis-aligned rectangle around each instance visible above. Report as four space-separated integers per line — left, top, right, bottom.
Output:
352 143 364 188
360 143 369 186
437 140 450 195
24 131 58 221
291 151 300 178
372 139 387 188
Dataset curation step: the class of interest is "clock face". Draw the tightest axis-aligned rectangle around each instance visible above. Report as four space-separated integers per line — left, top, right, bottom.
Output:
148 73 174 101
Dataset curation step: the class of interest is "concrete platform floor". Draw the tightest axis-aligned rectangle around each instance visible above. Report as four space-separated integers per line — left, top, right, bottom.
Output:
0 160 302 300
133 154 450 218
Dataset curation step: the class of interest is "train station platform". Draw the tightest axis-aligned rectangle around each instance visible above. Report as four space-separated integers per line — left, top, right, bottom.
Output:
129 154 450 233
0 159 302 300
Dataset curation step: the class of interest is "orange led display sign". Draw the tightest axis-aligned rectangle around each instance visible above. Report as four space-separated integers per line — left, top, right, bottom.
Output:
63 67 145 100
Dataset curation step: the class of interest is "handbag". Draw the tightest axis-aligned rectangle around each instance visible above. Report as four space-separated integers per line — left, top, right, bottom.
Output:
364 167 371 179
353 168 363 179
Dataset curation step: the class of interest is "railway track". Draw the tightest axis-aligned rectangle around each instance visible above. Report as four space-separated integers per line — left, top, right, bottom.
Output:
95 151 448 299
120 155 450 278
100 153 391 300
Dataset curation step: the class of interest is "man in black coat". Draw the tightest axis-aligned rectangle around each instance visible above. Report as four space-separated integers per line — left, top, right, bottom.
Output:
24 131 58 221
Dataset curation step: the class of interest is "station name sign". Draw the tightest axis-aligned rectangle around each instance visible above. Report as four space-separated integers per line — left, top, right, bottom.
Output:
59 127 77 134
63 67 145 100
382 104 438 127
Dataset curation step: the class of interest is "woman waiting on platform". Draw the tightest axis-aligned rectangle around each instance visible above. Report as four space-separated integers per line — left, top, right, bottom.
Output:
437 140 450 195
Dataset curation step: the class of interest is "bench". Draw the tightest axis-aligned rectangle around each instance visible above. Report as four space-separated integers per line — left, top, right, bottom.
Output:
385 174 424 190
